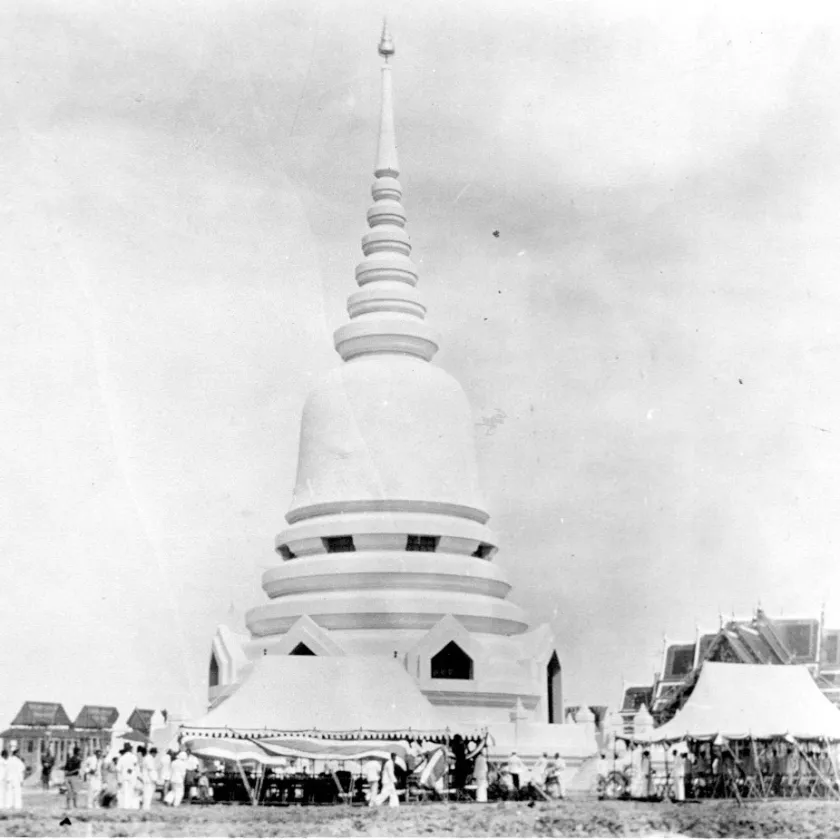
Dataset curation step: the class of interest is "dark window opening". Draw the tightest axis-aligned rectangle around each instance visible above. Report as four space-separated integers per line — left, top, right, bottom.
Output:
472 543 493 559
824 634 839 665
787 624 813 657
669 647 695 677
547 652 562 724
431 642 473 680
277 544 296 560
323 535 355 553
209 654 219 688
406 534 439 552
290 642 315 656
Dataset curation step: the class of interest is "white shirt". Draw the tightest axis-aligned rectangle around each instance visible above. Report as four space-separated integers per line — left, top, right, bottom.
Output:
6 756 25 784
532 757 548 783
143 755 158 784
170 757 187 785
381 758 396 789
185 754 200 773
507 754 526 775
363 760 381 782
116 752 138 783
83 756 102 781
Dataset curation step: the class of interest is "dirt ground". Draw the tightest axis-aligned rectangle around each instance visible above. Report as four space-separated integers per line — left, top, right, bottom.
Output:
2 792 840 837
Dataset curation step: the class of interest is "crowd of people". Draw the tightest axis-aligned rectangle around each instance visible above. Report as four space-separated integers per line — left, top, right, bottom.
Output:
0 742 216 811
595 739 840 801
498 751 567 800
0 739 575 810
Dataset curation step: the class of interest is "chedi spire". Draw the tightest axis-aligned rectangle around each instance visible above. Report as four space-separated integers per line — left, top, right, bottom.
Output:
333 24 439 363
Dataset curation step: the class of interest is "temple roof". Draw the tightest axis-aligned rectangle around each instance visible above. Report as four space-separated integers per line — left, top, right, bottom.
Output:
10 702 72 728
125 708 155 735
73 706 119 730
621 686 653 713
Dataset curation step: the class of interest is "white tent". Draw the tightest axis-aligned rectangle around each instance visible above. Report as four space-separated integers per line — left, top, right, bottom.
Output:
181 655 460 739
649 662 840 743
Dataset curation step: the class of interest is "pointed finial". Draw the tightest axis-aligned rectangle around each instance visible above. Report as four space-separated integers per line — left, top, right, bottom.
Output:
331 24 438 364
378 18 395 60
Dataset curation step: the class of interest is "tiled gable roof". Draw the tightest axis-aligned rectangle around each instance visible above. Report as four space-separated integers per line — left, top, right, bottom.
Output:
73 706 119 730
10 702 72 728
126 708 154 735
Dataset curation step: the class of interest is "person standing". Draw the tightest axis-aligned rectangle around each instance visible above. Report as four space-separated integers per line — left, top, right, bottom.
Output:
672 751 686 802
141 747 158 810
116 745 139 809
364 759 381 806
506 751 525 792
374 753 399 807
100 757 118 808
184 748 200 804
554 753 567 799
159 749 173 803
0 748 7 809
170 752 187 807
83 749 104 808
532 753 549 791
473 750 488 803
40 750 55 791
63 747 82 809
544 754 560 799
6 749 26 810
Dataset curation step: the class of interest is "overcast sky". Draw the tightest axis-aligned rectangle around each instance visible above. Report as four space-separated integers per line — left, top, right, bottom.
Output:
2 0 840 727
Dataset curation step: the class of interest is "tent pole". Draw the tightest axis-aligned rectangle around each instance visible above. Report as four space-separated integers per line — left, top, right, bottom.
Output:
793 740 839 801
255 763 266 804
827 741 840 796
751 738 767 800
235 756 256 806
724 745 742 807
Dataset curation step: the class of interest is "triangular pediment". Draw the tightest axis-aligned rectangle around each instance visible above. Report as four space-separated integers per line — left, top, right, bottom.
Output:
705 633 747 664
405 615 484 681
274 615 345 657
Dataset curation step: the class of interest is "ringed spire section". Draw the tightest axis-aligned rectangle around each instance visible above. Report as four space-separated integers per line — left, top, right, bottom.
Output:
333 23 438 363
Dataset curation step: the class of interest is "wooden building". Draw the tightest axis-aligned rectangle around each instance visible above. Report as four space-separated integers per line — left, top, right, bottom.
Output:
0 702 119 770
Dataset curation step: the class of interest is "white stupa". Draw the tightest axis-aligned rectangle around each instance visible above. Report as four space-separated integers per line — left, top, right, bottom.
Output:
210 24 564 732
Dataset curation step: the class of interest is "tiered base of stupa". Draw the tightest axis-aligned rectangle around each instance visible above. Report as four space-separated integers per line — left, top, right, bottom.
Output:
209 610 595 764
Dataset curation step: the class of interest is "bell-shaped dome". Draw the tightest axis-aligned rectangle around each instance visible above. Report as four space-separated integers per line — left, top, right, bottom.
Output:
287 353 487 523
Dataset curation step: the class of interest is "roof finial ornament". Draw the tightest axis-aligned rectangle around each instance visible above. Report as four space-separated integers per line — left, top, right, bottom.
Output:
378 18 395 61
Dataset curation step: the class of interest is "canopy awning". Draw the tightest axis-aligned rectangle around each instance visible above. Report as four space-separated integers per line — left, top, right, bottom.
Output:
181 655 479 740
185 734 415 765
647 662 840 744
